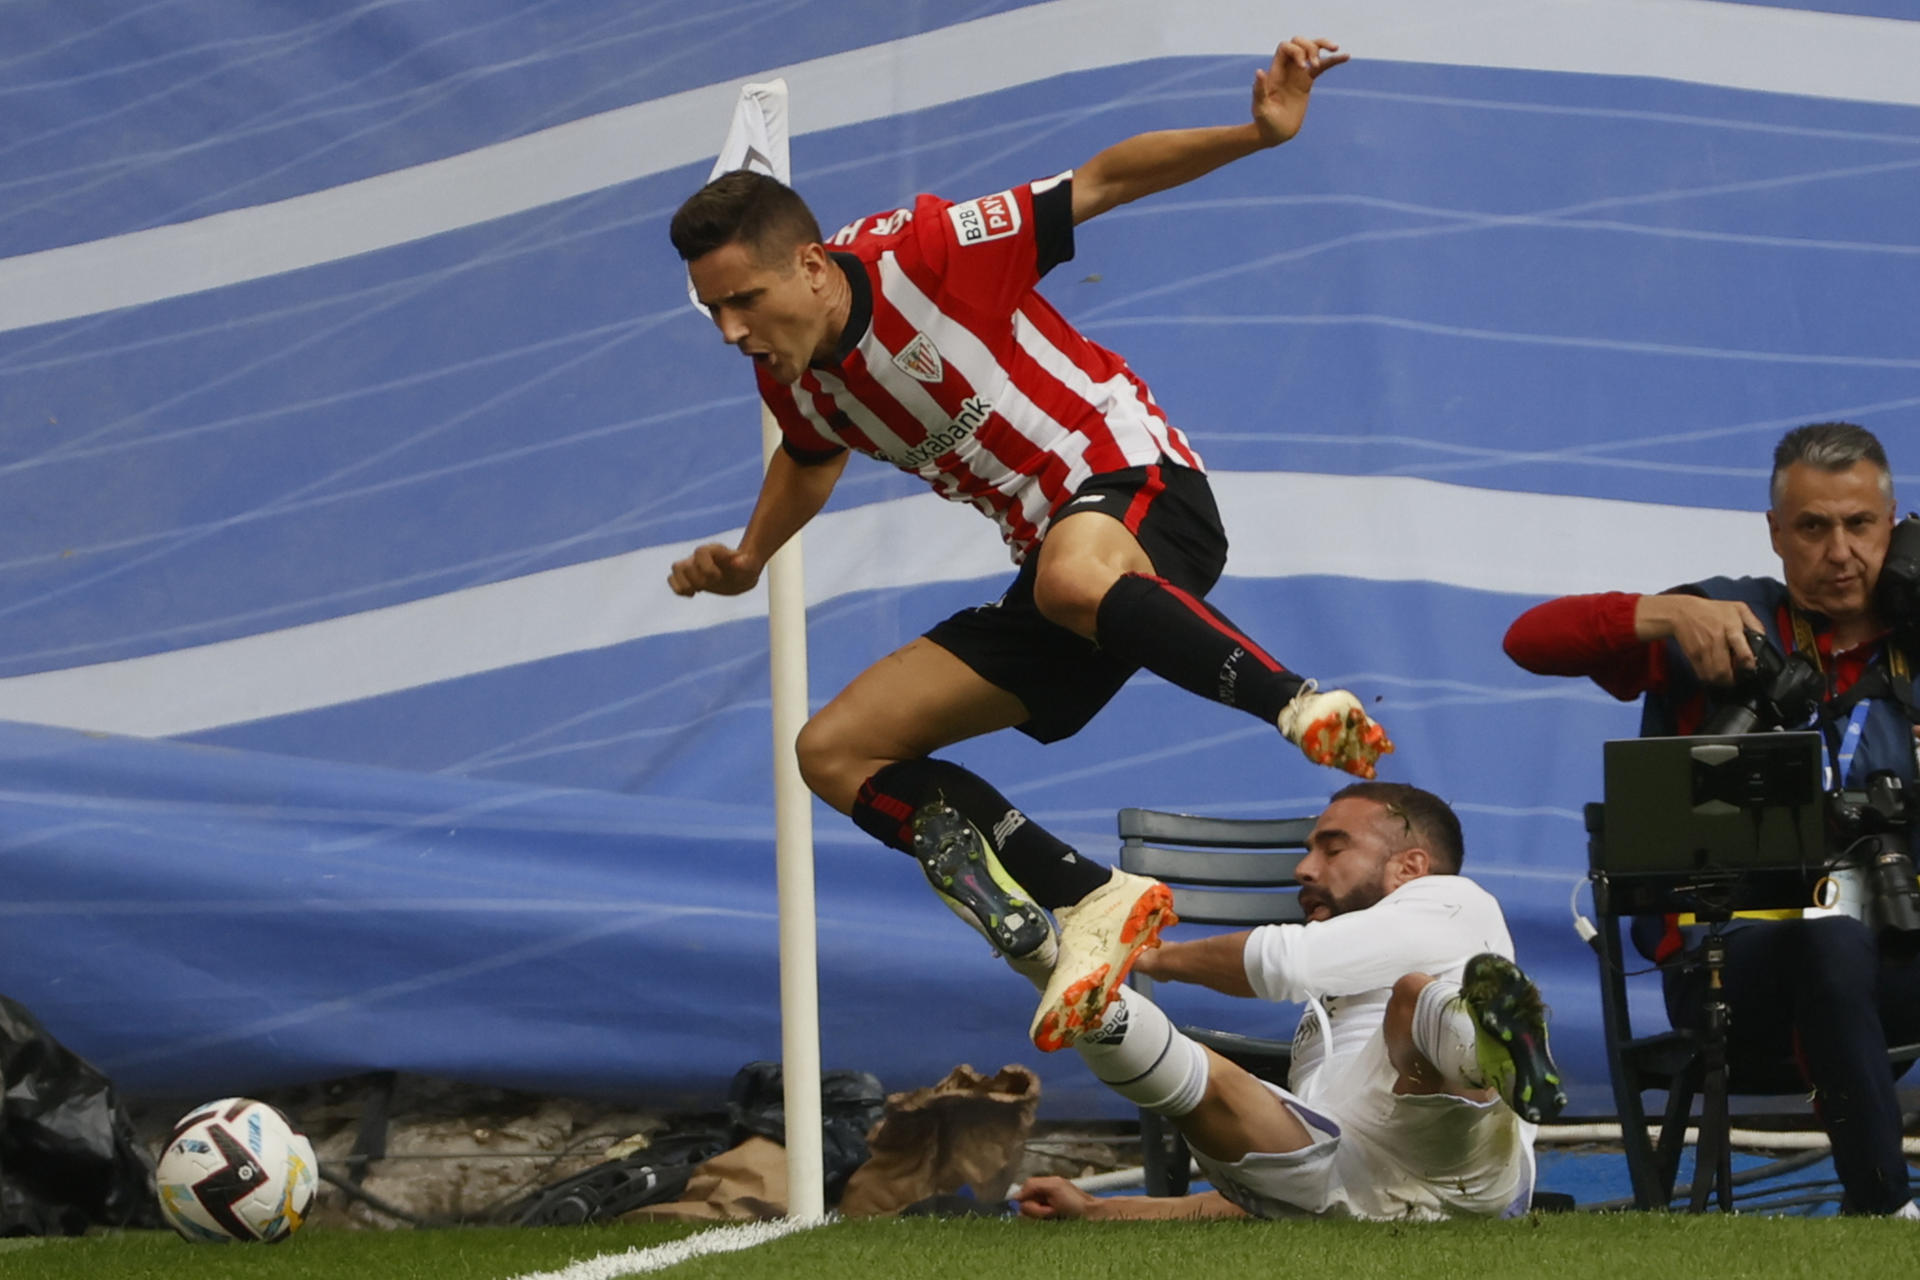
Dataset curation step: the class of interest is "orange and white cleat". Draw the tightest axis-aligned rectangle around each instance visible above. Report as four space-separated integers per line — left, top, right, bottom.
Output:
1276 680 1394 778
1029 869 1176 1052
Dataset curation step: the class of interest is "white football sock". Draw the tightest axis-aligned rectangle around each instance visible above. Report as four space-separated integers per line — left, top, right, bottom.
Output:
1411 977 1485 1092
1073 987 1209 1116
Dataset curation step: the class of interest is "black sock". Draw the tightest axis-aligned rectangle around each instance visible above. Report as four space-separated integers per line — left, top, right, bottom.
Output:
851 758 1109 908
1094 572 1306 723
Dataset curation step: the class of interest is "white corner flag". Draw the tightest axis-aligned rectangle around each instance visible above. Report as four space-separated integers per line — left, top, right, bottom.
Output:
686 79 790 315
713 78 790 184
684 77 824 1223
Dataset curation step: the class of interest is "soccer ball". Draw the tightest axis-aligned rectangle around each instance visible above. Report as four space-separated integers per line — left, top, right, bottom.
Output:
154 1098 319 1243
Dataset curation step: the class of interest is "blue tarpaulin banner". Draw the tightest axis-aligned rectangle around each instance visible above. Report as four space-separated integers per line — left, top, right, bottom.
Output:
0 0 1915 1115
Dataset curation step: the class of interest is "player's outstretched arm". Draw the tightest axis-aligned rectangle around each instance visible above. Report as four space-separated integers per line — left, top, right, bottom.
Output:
667 447 849 597
1131 932 1258 997
1070 35 1347 225
1016 1177 1246 1220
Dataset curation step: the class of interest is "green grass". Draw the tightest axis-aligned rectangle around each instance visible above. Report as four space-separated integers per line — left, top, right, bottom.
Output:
7 1213 1917 1280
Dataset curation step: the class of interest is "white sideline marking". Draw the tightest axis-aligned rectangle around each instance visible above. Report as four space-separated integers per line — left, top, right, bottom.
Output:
505 1216 827 1280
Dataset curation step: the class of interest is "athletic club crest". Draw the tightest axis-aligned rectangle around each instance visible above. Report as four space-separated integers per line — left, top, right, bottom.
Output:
892 332 944 383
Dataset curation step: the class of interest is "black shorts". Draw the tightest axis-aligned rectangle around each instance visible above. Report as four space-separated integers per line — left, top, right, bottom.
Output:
924 461 1228 743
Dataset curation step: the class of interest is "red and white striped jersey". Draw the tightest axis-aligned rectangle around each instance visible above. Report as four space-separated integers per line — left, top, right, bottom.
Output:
757 173 1205 563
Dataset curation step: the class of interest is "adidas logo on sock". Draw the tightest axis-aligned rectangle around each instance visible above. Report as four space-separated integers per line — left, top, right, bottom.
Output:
1082 1001 1130 1046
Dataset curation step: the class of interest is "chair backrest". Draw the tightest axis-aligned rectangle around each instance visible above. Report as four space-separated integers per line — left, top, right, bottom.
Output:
1116 807 1312 927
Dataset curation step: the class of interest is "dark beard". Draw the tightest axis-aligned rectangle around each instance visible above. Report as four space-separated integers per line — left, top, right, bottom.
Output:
1303 879 1388 919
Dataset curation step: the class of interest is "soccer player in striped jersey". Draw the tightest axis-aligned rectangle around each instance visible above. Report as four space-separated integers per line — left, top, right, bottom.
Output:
668 35 1391 1051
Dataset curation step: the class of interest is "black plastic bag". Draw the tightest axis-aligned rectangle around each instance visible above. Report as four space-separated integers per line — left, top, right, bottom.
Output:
0 994 159 1235
508 1062 886 1225
726 1060 885 1204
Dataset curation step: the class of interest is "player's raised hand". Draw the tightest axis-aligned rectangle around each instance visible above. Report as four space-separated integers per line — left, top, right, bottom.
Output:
667 542 763 597
1253 36 1348 146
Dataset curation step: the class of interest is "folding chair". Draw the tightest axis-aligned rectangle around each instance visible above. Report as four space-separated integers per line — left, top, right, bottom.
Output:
1586 798 1724 1209
1585 801 1920 1211
1116 806 1312 1196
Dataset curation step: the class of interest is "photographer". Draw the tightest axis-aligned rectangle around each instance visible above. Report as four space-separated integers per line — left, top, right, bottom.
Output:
1504 422 1920 1217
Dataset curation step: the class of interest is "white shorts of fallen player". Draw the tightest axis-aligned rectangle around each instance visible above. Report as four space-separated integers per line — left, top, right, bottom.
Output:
1192 1028 1538 1221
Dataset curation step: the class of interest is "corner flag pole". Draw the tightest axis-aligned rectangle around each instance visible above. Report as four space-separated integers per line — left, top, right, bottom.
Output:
693 79 825 1221
761 399 824 1221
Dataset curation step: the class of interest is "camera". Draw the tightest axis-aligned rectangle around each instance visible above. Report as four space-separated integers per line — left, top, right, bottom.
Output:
1830 772 1920 939
1698 630 1824 737
1878 513 1920 639
1696 630 1920 938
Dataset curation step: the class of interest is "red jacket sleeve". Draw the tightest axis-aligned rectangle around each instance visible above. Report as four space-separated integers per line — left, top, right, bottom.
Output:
1503 592 1665 701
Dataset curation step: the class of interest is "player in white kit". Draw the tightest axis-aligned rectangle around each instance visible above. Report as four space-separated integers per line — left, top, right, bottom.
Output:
1015 782 1566 1222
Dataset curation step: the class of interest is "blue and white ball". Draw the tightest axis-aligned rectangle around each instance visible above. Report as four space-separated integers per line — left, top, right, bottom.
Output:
154 1098 319 1243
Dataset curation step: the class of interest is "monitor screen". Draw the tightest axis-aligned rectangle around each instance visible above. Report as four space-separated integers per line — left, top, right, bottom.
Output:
1600 732 1825 877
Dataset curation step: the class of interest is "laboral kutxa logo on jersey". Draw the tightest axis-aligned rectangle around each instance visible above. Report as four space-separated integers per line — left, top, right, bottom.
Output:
891 332 944 383
946 191 1021 245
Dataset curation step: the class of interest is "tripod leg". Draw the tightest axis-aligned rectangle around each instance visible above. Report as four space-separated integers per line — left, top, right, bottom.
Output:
1689 932 1735 1213
1690 1058 1733 1213
1689 1082 1715 1212
1716 1096 1735 1213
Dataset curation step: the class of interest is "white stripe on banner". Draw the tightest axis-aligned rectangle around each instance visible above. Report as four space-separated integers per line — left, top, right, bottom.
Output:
505 1217 827 1280
0 0 1914 333
0 474 1777 738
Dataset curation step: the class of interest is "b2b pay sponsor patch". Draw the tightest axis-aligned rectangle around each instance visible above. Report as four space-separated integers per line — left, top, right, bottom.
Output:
946 191 1021 245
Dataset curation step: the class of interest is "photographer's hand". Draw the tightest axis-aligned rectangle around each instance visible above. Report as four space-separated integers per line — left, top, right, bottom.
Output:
1633 595 1765 685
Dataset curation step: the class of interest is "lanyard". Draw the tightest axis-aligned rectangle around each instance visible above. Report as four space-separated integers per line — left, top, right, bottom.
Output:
1827 698 1874 791
1785 603 1887 791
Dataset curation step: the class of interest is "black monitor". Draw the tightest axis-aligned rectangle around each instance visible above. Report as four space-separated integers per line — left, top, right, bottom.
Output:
1594 732 1827 917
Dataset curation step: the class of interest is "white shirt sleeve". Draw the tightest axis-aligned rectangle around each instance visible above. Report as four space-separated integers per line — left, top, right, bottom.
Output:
1240 875 1514 1004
